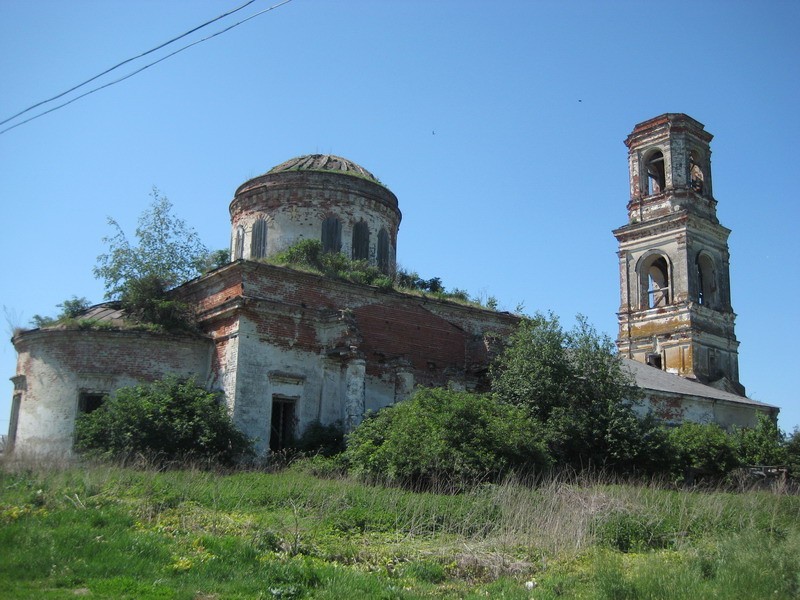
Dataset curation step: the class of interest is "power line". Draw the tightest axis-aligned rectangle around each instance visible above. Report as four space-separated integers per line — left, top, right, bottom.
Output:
0 0 259 127
0 0 293 135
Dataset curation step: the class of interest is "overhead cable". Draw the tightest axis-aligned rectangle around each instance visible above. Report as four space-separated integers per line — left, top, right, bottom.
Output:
0 0 293 135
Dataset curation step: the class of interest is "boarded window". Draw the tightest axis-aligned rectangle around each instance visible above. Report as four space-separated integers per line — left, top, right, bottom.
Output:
251 218 268 259
321 216 342 253
377 228 390 273
234 225 245 260
270 396 296 452
352 221 370 261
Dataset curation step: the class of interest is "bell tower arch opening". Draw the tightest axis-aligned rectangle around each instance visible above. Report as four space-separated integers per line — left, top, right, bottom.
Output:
644 149 666 196
638 253 671 309
696 252 717 307
689 149 706 195
614 114 744 395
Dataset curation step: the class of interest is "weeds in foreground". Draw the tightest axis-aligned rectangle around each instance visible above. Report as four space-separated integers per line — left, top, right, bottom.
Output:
1 460 798 598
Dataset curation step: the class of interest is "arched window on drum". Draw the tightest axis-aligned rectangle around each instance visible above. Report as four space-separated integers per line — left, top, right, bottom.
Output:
352 221 370 261
251 218 268 259
377 228 390 273
321 216 342 253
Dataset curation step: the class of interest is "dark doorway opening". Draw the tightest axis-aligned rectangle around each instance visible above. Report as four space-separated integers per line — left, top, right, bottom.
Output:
270 396 296 452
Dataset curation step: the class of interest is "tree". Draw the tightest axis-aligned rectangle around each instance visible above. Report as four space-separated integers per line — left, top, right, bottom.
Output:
75 376 253 465
490 312 572 421
94 188 209 299
345 388 551 488
490 313 666 473
201 249 231 273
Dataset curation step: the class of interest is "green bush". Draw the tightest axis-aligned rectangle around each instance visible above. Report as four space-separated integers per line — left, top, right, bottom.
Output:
731 413 788 466
787 428 800 478
667 422 739 479
294 420 346 457
271 240 389 287
120 274 195 331
75 376 254 465
30 296 92 328
595 510 676 552
345 388 552 488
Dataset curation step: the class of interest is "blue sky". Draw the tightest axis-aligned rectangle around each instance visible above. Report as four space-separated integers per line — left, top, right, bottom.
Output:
1 0 798 433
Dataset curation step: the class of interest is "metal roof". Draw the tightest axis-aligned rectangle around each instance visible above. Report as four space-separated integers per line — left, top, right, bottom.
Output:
622 357 777 409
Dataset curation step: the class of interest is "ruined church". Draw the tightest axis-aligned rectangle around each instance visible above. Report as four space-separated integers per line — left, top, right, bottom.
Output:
6 114 777 457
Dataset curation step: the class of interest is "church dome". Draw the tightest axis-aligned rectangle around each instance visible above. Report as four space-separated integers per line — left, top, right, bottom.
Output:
267 154 382 186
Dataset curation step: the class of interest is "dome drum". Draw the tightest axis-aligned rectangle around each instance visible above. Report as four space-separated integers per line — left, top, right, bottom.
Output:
229 155 401 274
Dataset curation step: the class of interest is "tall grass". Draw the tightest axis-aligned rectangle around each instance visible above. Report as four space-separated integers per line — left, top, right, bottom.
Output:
1 457 798 598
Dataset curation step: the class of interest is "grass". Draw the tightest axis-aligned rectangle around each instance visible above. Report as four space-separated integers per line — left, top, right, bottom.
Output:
1 460 799 599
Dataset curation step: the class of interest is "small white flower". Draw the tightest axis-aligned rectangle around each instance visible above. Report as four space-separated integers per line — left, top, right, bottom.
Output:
525 580 537 590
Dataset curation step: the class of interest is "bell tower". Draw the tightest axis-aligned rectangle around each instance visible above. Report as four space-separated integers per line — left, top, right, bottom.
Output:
613 114 744 395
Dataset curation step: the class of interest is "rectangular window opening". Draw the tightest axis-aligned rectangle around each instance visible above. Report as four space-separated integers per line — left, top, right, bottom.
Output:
78 392 105 415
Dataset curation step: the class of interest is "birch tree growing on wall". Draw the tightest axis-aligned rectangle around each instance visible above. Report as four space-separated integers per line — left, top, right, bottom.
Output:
93 187 209 299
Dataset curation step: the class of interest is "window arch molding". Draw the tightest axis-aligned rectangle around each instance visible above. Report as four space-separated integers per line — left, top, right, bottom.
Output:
635 251 673 309
642 147 667 196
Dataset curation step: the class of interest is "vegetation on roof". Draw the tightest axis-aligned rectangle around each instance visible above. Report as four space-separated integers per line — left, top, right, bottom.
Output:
263 239 498 310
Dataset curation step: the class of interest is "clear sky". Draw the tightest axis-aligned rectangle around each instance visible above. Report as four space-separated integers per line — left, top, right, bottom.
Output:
1 1 798 434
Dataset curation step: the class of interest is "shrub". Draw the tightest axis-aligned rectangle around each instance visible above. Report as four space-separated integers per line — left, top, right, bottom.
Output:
271 244 479 303
345 388 552 488
784 427 800 479
119 274 195 331
270 240 388 287
30 296 91 328
75 376 254 465
595 510 676 552
294 420 346 457
731 413 787 466
667 422 739 479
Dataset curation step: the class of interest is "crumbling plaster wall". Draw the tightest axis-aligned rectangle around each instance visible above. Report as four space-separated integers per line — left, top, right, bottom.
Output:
10 329 212 456
184 262 516 453
633 391 771 430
